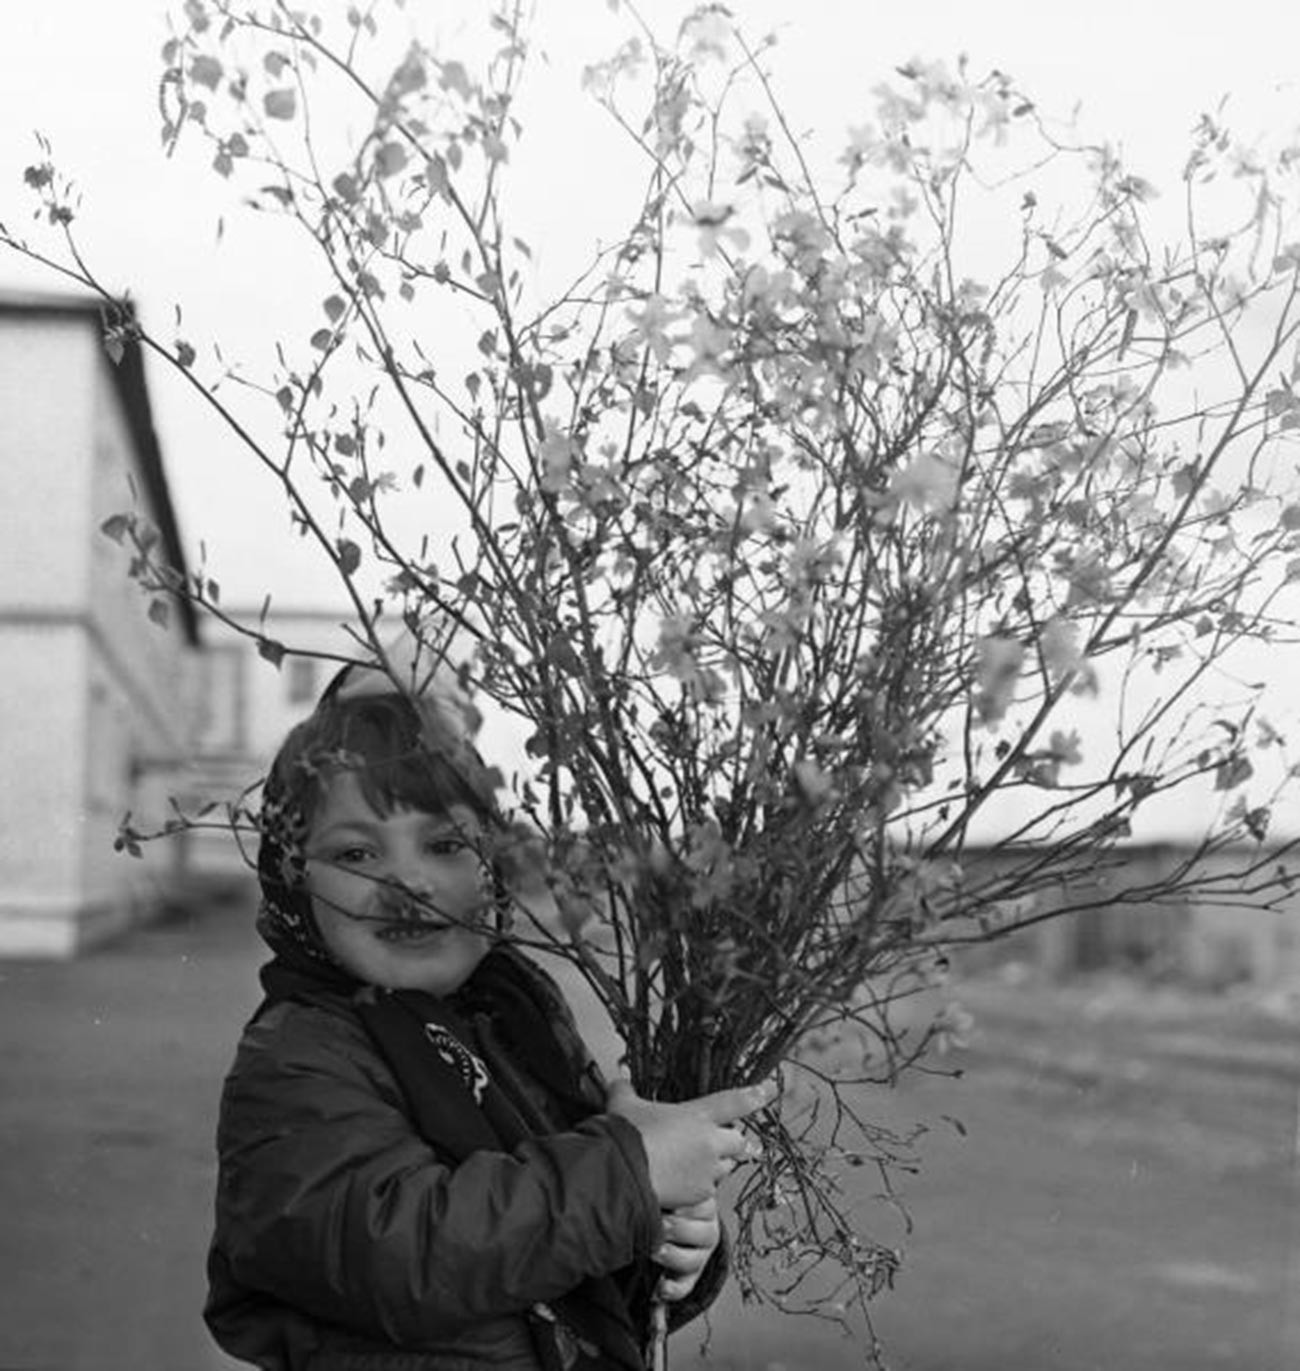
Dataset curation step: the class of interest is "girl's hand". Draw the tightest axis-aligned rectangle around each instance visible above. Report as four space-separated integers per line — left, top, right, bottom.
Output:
606 1078 772 1209
653 1196 721 1302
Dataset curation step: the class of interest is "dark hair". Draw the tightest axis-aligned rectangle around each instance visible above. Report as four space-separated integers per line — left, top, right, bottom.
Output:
255 692 509 962
263 692 502 839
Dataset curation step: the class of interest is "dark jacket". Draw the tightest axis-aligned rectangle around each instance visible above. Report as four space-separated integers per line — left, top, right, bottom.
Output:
205 951 718 1370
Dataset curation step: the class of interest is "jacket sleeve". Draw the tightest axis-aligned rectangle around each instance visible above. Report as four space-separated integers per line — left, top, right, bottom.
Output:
508 953 733 1333
213 999 662 1346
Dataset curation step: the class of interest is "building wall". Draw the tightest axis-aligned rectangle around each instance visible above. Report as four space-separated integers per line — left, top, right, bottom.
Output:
0 315 95 613
0 625 85 954
87 357 194 764
0 305 199 955
959 842 1300 991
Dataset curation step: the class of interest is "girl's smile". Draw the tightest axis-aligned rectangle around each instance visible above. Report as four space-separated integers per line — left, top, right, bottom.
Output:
303 772 493 993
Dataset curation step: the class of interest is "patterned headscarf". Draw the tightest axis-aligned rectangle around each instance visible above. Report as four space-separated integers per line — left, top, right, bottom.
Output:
254 651 502 983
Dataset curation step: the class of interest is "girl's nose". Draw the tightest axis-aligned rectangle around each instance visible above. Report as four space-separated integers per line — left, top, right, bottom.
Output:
380 856 438 907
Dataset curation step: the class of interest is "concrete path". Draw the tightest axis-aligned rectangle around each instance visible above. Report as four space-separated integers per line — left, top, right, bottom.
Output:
1 891 1294 1370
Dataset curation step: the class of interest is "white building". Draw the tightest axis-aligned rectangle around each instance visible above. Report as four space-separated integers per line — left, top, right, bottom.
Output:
181 607 361 874
0 295 200 955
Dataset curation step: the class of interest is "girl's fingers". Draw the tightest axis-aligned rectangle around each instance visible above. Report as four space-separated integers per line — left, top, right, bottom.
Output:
656 1273 699 1303
654 1240 712 1276
659 1214 719 1248
670 1197 719 1221
717 1125 745 1156
695 1079 777 1126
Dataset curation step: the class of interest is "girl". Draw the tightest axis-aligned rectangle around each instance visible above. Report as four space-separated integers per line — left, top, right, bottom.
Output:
205 677 770 1371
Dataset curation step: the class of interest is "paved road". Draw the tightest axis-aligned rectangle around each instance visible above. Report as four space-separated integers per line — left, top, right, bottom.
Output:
0 891 258 1371
1 890 1294 1370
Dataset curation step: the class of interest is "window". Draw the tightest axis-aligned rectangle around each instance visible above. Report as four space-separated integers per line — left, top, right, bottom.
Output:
286 656 317 705
197 644 247 753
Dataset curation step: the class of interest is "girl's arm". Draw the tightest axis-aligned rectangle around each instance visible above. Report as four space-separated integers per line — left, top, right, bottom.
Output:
213 1001 661 1343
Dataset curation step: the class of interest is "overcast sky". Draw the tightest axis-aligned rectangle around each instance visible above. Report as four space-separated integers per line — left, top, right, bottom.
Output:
4 0 1299 607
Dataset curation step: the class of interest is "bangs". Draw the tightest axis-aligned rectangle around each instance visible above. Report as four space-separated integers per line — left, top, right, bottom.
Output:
330 725 478 820
268 693 495 832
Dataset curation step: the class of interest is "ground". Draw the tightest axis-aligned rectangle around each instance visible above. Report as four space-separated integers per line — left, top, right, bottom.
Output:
0 888 1294 1370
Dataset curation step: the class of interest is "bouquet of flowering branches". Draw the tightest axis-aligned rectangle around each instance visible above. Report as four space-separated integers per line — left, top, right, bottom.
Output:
9 1 1300 1355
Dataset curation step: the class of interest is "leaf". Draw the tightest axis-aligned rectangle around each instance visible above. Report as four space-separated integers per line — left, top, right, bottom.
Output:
889 449 959 512
425 156 450 199
793 758 834 804
387 49 427 98
257 638 287 669
310 328 334 351
100 514 131 545
438 59 472 100
147 598 171 629
1038 616 1086 684
337 538 362 576
1171 465 1198 500
263 88 297 121
374 142 408 178
973 635 1025 725
538 427 573 493
323 294 346 322
175 339 196 369
1048 729 1083 766
189 55 223 91
1244 806 1271 842
1214 754 1254 791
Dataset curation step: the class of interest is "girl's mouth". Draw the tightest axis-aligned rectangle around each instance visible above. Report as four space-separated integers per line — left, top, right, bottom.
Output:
374 921 451 945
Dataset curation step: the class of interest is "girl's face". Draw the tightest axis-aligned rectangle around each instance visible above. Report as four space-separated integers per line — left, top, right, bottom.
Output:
303 771 492 994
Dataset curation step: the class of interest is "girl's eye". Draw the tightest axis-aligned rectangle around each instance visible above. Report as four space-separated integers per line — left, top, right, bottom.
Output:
426 835 473 857
332 846 374 866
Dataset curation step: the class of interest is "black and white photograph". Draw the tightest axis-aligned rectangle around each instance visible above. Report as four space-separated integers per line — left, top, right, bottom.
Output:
1 3 1297 1368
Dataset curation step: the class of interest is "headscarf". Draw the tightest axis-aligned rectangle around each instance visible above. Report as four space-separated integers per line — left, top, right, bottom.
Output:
253 640 500 982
